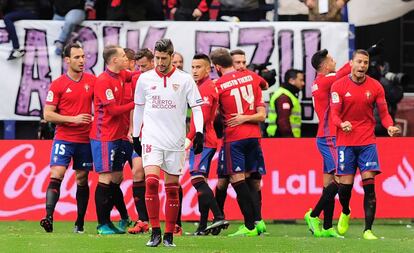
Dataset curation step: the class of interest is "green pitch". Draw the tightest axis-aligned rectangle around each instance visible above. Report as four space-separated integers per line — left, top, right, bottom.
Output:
1 220 414 253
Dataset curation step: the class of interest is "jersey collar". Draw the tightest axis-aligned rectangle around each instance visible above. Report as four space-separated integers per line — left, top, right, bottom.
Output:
155 66 176 78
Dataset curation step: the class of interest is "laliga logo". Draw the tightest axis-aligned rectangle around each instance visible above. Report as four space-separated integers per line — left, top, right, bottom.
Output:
383 157 414 197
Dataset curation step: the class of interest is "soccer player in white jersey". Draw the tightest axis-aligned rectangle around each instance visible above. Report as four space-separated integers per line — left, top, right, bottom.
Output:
132 39 204 247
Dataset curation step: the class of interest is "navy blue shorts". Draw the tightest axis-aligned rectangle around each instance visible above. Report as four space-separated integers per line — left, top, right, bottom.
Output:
121 140 134 168
336 144 381 175
217 138 266 176
189 147 216 177
90 139 124 173
316 136 337 174
50 139 93 170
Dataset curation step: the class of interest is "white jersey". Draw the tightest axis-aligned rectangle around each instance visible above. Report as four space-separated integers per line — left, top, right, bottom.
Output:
134 67 203 151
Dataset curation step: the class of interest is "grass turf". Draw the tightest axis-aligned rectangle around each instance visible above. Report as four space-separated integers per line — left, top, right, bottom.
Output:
1 220 414 253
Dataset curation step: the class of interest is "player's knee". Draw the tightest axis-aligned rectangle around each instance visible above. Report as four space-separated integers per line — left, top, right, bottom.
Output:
50 166 66 180
165 183 179 199
145 174 159 194
76 172 89 186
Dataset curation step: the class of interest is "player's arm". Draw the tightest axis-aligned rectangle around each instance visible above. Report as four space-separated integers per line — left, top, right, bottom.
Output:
335 62 351 80
187 78 204 154
375 83 400 136
275 96 293 137
44 104 92 125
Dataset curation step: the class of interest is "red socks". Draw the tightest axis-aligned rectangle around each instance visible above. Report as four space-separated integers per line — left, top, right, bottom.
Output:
165 183 180 233
145 174 160 228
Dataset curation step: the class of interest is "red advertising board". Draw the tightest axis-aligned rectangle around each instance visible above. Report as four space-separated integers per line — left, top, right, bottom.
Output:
0 138 413 221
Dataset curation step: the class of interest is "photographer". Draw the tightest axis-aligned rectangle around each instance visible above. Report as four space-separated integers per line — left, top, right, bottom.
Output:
266 69 304 137
367 41 407 136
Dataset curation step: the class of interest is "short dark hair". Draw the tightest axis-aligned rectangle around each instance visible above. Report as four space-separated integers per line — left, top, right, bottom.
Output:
352 49 369 59
124 48 136 60
230 49 245 56
284 69 304 84
63 42 82 58
154 38 174 55
193 53 211 65
135 48 154 61
209 48 233 68
103 45 121 64
311 49 328 70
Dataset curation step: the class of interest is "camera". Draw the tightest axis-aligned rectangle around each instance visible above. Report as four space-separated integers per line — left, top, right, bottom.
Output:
248 62 277 87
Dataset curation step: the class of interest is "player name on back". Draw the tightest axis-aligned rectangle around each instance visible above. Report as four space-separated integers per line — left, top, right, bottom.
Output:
220 75 253 89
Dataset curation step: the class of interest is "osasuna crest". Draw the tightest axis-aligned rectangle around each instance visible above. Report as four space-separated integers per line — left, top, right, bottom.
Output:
84 84 90 91
172 83 180 91
365 90 372 99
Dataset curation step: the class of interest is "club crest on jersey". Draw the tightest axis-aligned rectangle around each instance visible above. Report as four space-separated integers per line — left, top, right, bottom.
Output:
46 91 54 102
365 90 372 99
105 89 114 100
84 84 90 91
172 83 180 91
203 96 210 105
331 92 339 103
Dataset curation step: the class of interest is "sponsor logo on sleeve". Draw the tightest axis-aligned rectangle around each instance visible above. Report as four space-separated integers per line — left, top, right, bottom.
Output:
196 98 204 104
106 89 114 100
331 92 339 103
46 91 54 102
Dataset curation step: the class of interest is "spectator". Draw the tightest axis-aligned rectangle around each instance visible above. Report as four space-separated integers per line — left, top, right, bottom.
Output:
172 52 184 70
105 0 164 21
266 69 305 137
52 0 95 56
299 0 350 22
218 0 260 21
2 0 46 60
169 0 211 21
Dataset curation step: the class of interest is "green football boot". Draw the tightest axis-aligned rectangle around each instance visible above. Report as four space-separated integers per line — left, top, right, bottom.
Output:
304 209 321 236
363 230 378 240
255 220 267 234
337 212 351 236
228 225 258 237
320 227 343 238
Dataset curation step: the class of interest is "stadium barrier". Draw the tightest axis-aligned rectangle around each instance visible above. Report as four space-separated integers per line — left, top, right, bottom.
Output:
1 138 413 221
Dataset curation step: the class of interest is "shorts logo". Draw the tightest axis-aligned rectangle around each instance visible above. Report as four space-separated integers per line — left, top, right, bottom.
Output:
339 163 345 171
106 89 114 100
365 161 377 167
234 166 242 172
46 91 54 102
172 83 180 91
53 155 58 163
331 92 340 103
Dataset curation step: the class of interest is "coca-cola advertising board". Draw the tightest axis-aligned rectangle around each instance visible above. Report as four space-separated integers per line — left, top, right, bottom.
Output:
0 138 413 221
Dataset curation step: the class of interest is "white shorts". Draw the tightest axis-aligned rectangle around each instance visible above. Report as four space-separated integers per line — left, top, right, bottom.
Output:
141 144 185 175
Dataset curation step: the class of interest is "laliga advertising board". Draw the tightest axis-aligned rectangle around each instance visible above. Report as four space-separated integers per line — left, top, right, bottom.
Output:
0 138 413 221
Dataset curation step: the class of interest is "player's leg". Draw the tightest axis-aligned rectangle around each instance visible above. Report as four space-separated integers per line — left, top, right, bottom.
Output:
40 140 72 232
215 147 229 217
162 149 185 247
110 141 130 231
226 140 258 237
245 140 266 234
173 184 183 236
359 144 381 240
307 137 340 237
72 142 93 233
91 140 121 234
129 153 150 234
142 144 163 247
336 146 357 236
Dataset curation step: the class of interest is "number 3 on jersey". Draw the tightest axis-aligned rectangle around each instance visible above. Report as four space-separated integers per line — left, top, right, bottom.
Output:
230 84 254 114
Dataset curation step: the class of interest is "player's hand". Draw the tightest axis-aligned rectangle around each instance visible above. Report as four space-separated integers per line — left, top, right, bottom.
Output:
185 137 192 150
132 137 142 156
227 113 247 127
192 8 202 19
73 114 92 124
127 129 133 143
170 7 177 16
193 132 204 155
340 121 352 133
387 125 401 137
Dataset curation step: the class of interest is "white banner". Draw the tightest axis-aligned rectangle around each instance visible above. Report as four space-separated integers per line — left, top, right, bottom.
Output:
0 20 349 123
348 0 414 26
